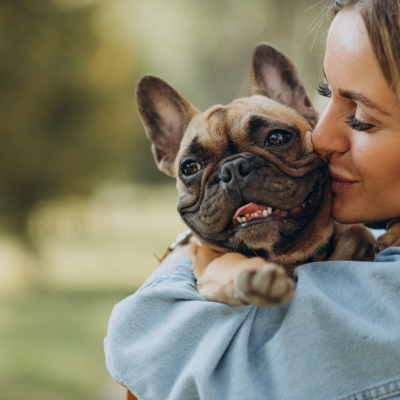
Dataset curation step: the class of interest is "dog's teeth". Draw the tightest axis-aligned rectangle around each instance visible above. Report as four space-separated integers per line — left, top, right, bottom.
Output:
262 210 268 217
236 217 243 223
267 207 272 215
242 216 247 222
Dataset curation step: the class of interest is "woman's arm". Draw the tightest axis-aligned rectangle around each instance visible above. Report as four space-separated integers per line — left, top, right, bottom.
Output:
105 248 400 400
104 253 263 399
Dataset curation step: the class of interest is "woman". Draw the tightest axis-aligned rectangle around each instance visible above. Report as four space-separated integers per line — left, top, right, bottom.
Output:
105 1 400 399
313 0 400 226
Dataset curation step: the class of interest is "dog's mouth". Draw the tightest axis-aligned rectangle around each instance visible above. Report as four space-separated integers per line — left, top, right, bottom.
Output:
202 181 322 242
232 181 320 229
233 202 303 226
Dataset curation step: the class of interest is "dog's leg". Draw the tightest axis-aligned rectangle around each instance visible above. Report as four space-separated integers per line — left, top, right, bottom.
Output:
328 222 375 261
376 218 400 251
190 244 295 306
235 264 295 307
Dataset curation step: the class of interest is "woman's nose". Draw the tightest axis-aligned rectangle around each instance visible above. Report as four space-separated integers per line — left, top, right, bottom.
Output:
312 101 350 156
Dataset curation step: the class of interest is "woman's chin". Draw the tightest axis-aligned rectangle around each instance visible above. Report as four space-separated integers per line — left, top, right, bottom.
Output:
332 213 361 224
331 198 365 224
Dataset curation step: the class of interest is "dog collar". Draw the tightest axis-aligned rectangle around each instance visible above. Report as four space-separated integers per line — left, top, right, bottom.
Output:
311 243 329 262
308 234 334 262
158 230 332 263
156 229 193 262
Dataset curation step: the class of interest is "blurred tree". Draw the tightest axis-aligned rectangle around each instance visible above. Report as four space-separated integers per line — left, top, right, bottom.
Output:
0 0 330 239
97 0 329 182
0 0 141 237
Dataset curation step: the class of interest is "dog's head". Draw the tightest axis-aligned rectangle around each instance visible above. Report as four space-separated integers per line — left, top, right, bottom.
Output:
137 43 332 265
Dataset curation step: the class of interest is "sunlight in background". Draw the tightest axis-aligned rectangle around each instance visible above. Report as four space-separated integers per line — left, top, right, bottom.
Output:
0 0 330 398
28 184 184 290
91 0 327 107
1 0 329 293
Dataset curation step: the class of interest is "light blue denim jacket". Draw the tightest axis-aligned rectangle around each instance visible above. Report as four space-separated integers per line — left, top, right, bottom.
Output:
105 247 400 400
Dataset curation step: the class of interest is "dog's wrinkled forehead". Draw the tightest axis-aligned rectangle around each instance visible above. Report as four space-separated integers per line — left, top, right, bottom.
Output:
177 95 313 160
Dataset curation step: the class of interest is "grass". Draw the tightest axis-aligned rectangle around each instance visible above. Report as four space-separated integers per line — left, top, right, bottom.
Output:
0 183 186 399
0 289 133 400
29 182 185 290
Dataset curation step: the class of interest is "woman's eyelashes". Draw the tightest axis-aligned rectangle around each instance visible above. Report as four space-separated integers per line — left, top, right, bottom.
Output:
317 81 331 98
317 81 375 132
346 115 375 131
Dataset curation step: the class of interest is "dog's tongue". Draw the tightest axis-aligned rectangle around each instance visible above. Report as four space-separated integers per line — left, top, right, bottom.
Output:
233 202 270 219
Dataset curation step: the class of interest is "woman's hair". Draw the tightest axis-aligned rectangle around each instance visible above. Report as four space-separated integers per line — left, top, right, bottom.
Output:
331 0 400 98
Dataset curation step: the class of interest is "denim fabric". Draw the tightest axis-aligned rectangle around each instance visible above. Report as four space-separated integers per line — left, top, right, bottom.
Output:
105 248 400 400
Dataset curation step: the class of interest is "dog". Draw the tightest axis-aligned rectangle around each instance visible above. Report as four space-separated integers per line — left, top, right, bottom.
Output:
136 43 376 307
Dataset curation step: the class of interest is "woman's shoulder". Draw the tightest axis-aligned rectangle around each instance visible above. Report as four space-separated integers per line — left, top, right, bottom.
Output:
375 245 400 262
296 246 400 280
105 248 400 399
295 247 400 303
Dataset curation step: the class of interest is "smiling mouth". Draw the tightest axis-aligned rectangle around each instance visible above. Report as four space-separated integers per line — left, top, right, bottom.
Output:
232 184 321 228
201 181 324 242
330 179 355 192
233 203 303 225
329 168 356 184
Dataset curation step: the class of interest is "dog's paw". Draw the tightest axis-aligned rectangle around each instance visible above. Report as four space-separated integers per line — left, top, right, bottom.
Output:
376 221 400 252
235 263 295 307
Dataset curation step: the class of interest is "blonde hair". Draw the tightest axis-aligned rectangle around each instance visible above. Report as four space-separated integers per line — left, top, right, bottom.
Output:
332 0 400 98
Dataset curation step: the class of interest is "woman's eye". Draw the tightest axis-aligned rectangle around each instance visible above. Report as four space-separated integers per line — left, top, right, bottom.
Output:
181 160 201 176
317 81 332 98
346 115 375 131
265 130 292 146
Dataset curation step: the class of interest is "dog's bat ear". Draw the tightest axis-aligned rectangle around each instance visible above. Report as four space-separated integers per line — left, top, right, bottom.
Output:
136 75 198 177
251 43 318 127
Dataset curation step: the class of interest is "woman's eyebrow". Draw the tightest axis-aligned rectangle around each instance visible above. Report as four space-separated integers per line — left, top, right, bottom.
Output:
322 68 391 117
338 89 392 117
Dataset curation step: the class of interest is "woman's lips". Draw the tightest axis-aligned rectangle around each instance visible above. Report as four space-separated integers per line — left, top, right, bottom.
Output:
329 169 357 192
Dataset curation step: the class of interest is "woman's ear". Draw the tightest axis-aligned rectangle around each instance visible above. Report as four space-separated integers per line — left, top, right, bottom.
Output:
251 43 319 128
136 75 198 177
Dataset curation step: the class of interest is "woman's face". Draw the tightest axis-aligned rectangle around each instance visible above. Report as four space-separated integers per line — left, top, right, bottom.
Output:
312 10 400 224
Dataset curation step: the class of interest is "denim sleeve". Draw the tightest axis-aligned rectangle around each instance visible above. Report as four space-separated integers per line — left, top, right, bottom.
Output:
105 249 400 400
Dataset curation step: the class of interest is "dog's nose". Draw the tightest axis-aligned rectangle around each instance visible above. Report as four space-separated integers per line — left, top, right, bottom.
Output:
220 158 252 183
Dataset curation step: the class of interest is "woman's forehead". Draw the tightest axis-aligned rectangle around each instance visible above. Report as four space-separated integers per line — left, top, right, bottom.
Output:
325 10 372 69
324 9 395 105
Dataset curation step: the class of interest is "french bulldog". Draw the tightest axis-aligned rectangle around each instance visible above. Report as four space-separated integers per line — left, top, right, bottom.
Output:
136 43 375 307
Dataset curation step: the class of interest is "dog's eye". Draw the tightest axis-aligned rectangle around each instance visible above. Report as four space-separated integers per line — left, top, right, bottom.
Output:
181 160 201 176
265 130 292 146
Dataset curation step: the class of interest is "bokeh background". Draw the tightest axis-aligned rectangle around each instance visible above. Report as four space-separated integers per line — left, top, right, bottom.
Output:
0 0 330 399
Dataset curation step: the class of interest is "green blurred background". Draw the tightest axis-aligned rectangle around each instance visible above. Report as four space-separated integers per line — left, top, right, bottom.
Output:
0 0 329 398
